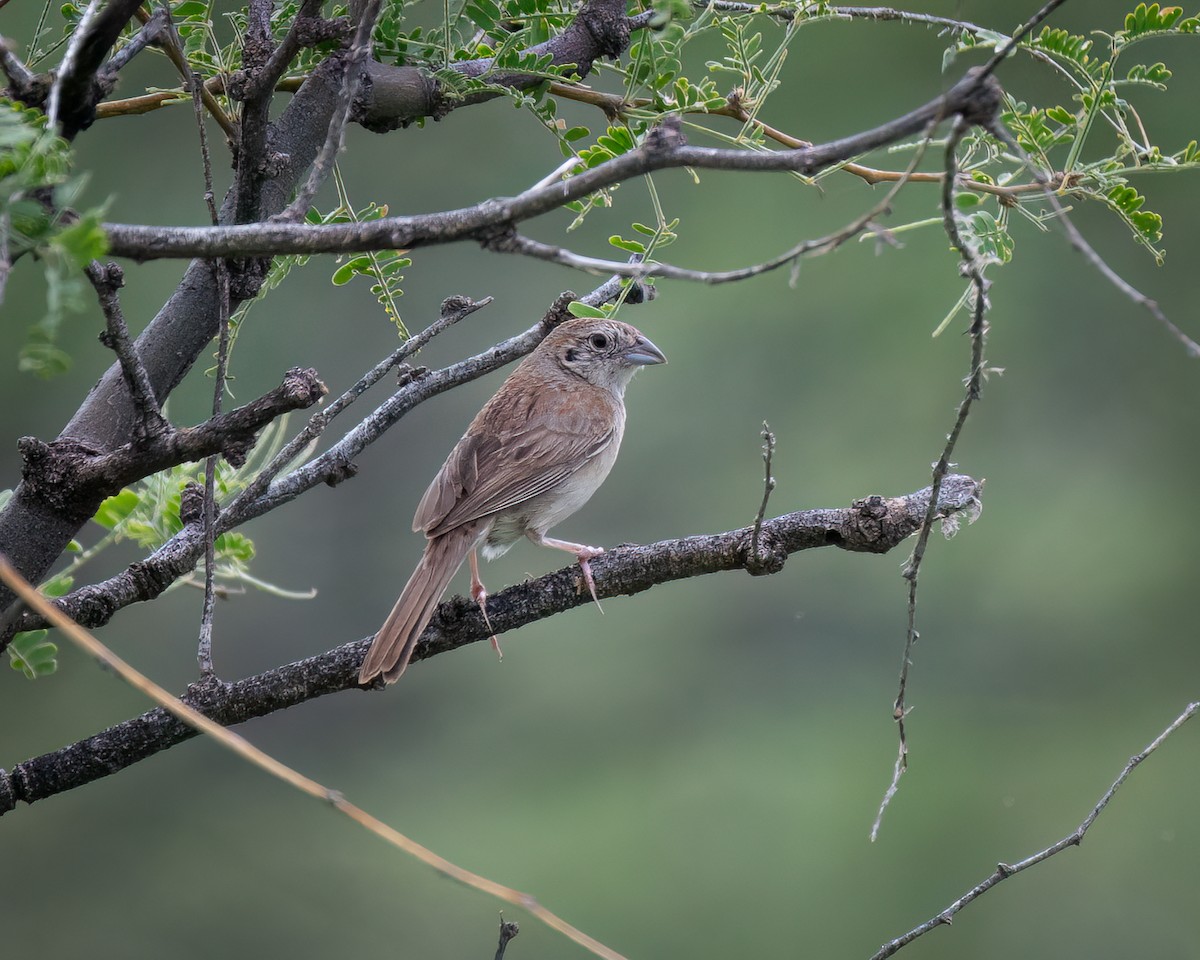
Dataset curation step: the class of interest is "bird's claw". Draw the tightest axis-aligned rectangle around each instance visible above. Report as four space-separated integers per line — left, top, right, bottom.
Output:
471 579 502 661
576 547 604 613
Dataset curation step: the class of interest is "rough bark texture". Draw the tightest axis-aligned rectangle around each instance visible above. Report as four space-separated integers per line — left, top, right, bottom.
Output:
0 476 982 815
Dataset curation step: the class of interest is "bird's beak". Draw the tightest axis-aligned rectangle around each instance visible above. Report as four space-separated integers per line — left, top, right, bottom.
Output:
622 334 667 366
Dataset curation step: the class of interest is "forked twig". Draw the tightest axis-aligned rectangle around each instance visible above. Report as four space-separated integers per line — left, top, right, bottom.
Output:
870 701 1200 959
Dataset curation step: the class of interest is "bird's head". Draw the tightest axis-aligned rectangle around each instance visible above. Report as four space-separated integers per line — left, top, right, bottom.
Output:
547 317 667 393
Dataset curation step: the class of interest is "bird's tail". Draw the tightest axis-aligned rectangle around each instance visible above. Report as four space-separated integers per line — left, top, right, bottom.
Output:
359 524 481 684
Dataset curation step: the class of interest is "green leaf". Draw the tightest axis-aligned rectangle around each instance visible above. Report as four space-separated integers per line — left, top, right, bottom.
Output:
18 339 72 378
960 210 1014 264
94 488 140 529
1105 183 1164 254
331 257 368 285
41 572 74 598
1123 61 1172 88
609 235 646 254
1120 3 1198 39
215 531 256 563
8 630 58 679
566 301 610 319
564 125 590 142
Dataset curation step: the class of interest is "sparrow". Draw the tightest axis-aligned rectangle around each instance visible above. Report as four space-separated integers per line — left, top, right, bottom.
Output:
358 317 667 685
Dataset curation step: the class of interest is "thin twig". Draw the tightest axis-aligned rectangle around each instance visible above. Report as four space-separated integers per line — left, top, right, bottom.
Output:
193 23 228 679
870 701 1200 959
99 64 1015 261
494 917 520 960
871 115 991 842
277 0 382 221
197 264 229 678
978 0 1070 80
983 120 1200 358
0 555 631 960
143 6 238 144
226 294 495 513
85 260 166 440
750 421 775 565
497 105 942 284
99 7 167 80
0 210 11 310
705 2 990 34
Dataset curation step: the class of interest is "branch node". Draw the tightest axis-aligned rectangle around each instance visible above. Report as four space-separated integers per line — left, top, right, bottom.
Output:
955 68 1005 129
395 364 428 389
542 290 579 329
179 482 209 527
644 114 685 153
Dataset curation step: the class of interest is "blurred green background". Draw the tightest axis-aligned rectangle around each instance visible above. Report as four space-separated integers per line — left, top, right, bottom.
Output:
2 1 1199 958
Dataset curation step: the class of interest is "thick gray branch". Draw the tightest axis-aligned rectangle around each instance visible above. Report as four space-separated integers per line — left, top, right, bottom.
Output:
0 0 655 618
0 475 983 815
356 0 639 130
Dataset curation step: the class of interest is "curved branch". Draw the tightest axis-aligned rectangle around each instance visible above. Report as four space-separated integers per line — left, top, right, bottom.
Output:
103 71 1007 261
0 475 983 815
50 0 144 138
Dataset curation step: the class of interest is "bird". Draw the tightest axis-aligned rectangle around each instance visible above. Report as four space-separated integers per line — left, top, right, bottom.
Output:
358 316 667 685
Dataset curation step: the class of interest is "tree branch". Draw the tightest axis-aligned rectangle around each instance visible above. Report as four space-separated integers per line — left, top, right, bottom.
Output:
49 0 145 138
102 70 1007 261
0 475 983 815
9 272 648 638
13 368 327 529
85 261 167 442
355 0 641 131
98 7 168 81
0 0 654 617
870 701 1200 959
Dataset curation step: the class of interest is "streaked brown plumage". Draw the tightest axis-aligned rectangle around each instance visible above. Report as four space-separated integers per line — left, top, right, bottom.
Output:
358 317 667 685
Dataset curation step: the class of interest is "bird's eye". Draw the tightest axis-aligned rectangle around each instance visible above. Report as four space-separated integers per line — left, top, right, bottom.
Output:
588 333 609 350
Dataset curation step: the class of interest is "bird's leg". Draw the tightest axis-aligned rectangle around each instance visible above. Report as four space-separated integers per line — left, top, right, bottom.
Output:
527 532 605 612
468 548 502 660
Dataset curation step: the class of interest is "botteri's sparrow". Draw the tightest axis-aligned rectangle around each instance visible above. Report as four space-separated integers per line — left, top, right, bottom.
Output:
358 317 666 685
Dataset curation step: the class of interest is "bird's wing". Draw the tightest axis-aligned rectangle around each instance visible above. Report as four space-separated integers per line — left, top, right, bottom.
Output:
414 384 618 537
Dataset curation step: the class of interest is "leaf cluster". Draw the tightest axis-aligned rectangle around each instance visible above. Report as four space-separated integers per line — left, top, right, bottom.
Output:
0 100 107 376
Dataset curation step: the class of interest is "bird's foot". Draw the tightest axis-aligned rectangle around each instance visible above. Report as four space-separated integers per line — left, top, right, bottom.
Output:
576 546 605 612
470 578 502 661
